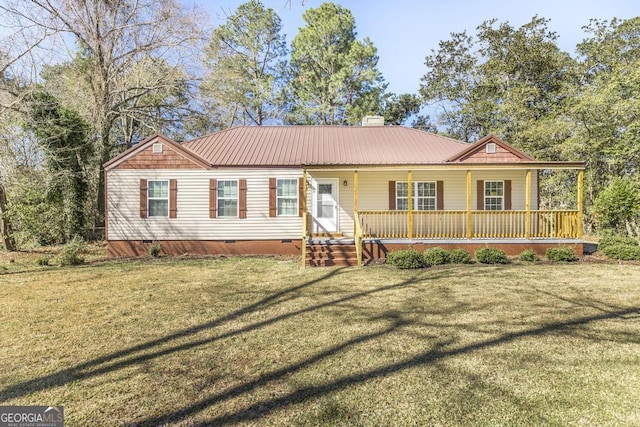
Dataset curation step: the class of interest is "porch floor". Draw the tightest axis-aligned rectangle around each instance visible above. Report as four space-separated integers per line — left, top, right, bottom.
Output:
309 237 582 245
364 238 582 245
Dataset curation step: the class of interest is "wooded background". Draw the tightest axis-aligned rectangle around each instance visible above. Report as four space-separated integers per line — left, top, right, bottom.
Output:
0 0 638 249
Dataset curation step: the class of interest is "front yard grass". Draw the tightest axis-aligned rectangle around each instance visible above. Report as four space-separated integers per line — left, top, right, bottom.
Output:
1 255 639 425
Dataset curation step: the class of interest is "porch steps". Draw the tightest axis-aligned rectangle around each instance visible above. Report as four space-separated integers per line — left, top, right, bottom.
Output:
306 240 361 267
311 232 344 238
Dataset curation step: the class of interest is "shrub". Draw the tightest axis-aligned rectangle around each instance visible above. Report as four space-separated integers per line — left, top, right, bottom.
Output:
149 242 162 258
475 247 508 264
423 247 450 266
592 177 640 232
449 248 472 264
598 232 638 251
35 256 51 266
386 249 426 269
601 244 640 261
58 237 86 266
518 249 538 262
545 246 577 262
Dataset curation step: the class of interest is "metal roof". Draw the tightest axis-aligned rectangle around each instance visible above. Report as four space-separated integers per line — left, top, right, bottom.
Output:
181 126 470 166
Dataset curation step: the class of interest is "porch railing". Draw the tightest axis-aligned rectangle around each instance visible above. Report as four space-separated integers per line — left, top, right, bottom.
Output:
357 210 579 240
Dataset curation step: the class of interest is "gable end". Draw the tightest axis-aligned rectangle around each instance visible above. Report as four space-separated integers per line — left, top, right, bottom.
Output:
447 135 535 163
116 144 206 169
104 134 211 170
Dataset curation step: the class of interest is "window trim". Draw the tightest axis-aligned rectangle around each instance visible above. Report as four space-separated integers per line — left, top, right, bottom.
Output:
147 180 169 218
217 179 239 218
276 178 299 217
396 181 437 211
484 180 504 211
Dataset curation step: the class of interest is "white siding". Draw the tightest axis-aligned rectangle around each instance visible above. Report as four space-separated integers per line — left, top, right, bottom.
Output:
107 168 302 240
108 167 539 241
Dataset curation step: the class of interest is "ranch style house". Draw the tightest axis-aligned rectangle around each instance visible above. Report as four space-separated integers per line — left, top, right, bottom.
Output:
104 117 585 266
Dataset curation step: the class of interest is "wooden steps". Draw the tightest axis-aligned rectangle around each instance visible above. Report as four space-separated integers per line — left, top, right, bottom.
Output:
306 240 360 267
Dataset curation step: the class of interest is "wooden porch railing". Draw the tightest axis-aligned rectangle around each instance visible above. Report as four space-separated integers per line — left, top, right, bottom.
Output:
357 210 579 240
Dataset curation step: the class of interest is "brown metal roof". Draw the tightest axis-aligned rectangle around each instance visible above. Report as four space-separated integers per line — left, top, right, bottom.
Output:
181 126 470 167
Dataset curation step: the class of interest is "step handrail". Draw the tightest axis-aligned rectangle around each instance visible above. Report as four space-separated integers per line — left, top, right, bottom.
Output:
354 211 363 267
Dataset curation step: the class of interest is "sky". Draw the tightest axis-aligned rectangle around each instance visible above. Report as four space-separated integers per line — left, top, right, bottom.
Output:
199 0 638 95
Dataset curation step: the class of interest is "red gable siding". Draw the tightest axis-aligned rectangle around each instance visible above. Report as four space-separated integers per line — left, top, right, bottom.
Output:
116 144 206 169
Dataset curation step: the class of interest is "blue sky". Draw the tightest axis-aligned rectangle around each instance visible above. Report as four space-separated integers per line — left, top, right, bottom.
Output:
199 0 638 95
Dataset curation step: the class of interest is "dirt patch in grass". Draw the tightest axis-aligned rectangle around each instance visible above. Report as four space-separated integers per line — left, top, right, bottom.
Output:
0 256 639 425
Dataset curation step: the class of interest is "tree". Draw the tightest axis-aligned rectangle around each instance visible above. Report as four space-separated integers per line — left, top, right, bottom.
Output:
0 0 204 227
41 55 196 147
419 17 581 212
0 179 16 250
382 93 421 125
0 84 37 250
288 2 386 125
411 115 438 133
418 16 640 228
420 17 575 145
26 92 93 241
202 0 288 127
419 30 481 141
592 177 640 234
566 18 640 205
4 170 67 246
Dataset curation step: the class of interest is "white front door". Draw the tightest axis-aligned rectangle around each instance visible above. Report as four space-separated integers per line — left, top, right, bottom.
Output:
313 178 339 233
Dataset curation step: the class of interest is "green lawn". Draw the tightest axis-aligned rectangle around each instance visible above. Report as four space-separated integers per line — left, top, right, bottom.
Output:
1 254 639 426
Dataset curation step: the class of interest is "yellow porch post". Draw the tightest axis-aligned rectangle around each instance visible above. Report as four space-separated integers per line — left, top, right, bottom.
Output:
354 170 362 267
466 170 472 239
353 170 359 234
407 170 413 239
577 169 584 239
301 169 307 268
525 170 531 239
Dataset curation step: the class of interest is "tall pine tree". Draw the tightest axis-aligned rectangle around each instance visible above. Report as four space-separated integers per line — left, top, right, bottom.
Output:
288 2 385 125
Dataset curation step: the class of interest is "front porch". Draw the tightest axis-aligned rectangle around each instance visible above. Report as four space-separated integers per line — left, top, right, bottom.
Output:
301 165 585 267
356 209 580 239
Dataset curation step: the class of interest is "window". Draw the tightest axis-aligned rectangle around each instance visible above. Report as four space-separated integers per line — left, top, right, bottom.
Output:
152 143 163 154
397 181 436 210
484 180 504 210
217 180 238 217
148 180 169 217
316 183 333 218
486 143 496 154
277 179 298 216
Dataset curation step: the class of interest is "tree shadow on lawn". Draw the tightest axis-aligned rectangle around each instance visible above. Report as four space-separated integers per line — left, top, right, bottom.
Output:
133 304 640 426
3 264 638 425
0 266 452 403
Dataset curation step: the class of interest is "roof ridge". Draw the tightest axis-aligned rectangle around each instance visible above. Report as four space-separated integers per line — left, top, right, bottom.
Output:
182 124 473 146
399 126 469 146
